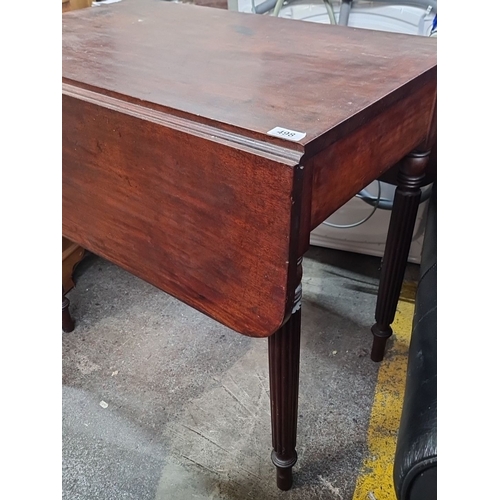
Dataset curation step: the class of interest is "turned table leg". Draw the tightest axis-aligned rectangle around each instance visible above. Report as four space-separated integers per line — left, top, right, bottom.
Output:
62 286 75 333
371 150 431 362
268 258 302 490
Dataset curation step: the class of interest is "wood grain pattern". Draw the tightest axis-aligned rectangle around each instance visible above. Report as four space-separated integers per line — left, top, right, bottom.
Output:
62 1 437 490
308 78 436 229
62 0 437 338
62 85 303 338
62 0 436 154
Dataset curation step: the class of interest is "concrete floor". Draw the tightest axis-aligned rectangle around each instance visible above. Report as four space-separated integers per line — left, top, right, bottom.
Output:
62 246 418 500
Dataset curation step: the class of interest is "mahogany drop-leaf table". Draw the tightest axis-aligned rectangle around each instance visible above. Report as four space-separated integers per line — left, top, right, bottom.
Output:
62 0 436 490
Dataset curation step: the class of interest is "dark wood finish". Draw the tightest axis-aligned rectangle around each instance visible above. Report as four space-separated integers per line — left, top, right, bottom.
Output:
371 93 437 361
62 0 91 333
371 149 431 361
62 237 85 294
62 286 75 333
62 1 436 157
269 259 303 490
62 238 84 332
62 1 436 489
62 0 436 338
308 79 436 229
63 85 304 338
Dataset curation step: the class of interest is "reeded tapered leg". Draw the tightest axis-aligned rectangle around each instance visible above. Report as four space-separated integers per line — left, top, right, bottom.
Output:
62 286 75 333
268 259 302 490
371 150 430 361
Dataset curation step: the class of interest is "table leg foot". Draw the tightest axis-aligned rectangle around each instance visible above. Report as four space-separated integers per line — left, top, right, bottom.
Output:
370 323 392 362
371 150 430 362
62 287 75 333
271 450 297 491
268 259 302 490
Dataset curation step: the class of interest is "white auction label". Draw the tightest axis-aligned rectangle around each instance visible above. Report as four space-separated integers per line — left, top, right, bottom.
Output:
267 127 306 142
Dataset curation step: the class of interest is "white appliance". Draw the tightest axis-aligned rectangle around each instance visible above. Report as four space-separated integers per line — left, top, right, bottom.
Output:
231 0 436 264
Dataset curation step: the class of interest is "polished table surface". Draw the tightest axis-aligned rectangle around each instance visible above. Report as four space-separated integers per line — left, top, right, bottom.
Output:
62 0 436 489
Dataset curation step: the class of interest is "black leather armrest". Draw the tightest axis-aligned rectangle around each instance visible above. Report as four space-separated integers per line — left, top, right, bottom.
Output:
393 183 437 500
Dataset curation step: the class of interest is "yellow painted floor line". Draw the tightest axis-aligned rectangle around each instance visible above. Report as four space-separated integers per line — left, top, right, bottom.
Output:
352 283 416 500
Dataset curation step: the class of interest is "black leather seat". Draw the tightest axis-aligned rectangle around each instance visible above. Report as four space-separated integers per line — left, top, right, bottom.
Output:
393 183 437 500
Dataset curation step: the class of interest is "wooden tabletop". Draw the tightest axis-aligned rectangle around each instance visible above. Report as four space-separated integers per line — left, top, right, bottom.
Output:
63 0 436 338
62 0 436 154
63 6 437 488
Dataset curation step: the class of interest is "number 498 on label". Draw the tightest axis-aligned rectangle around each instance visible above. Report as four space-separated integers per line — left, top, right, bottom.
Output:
267 127 306 142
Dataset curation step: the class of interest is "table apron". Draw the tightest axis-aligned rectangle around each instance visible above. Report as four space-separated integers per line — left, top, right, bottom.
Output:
309 79 436 229
62 92 304 338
